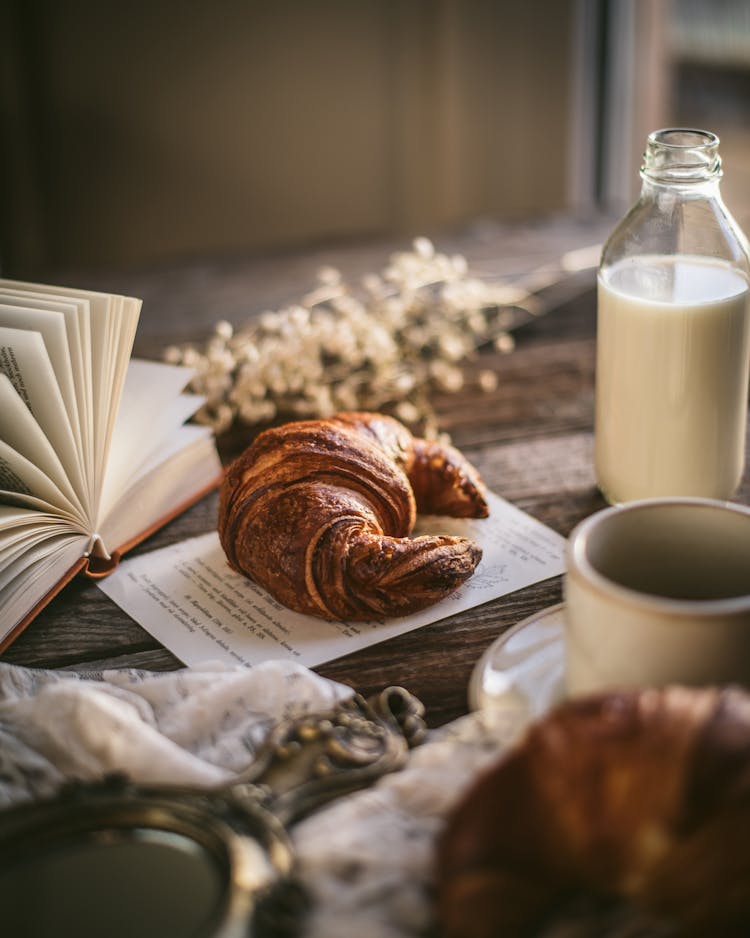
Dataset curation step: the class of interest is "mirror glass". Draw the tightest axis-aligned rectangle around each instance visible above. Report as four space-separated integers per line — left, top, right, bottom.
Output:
0 828 227 938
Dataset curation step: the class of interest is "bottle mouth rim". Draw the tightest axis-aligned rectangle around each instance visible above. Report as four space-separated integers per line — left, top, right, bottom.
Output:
642 128 721 182
648 128 719 149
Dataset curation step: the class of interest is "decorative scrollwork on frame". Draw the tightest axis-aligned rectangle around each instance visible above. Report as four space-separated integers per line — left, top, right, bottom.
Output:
236 687 426 825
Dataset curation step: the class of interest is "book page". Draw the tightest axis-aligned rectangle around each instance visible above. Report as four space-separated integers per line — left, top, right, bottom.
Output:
98 425 221 552
0 488 83 520
0 289 94 500
90 293 141 501
98 491 566 669
0 504 70 533
0 439 80 517
0 326 83 506
0 523 75 575
98 359 199 519
0 279 141 515
0 301 82 456
0 535 86 642
0 374 84 515
0 507 76 568
0 525 82 592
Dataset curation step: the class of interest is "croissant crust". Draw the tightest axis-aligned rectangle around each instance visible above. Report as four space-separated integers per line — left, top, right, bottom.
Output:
436 686 750 937
218 412 488 619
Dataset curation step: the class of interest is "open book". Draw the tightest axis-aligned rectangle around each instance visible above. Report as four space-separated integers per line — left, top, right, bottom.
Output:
0 279 223 651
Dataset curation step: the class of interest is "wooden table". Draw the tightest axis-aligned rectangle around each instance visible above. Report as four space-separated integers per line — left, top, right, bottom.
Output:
5 216 750 727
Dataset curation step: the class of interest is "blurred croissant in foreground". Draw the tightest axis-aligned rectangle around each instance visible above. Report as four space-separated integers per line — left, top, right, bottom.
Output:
218 412 488 619
437 686 750 937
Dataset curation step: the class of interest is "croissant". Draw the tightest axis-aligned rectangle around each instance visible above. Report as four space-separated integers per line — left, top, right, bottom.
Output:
218 411 488 619
436 686 750 937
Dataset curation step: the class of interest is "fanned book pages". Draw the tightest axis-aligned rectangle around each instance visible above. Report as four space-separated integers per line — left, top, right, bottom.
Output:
0 279 223 650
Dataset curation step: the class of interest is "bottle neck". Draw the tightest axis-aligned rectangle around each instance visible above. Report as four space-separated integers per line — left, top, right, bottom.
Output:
640 128 722 189
601 128 749 276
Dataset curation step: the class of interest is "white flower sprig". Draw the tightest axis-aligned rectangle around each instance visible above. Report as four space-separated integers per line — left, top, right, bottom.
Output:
164 237 536 438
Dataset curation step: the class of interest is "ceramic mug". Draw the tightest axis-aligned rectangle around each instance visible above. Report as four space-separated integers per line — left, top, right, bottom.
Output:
563 497 750 695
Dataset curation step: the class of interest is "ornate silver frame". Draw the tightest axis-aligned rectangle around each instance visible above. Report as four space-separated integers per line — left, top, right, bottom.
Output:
0 686 426 938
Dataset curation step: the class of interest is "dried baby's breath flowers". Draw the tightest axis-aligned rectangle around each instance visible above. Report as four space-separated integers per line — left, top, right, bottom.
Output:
164 238 536 438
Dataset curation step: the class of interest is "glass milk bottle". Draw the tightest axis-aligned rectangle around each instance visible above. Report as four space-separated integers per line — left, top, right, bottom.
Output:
595 128 750 504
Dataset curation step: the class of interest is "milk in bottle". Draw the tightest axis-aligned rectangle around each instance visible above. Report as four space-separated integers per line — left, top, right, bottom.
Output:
595 255 750 502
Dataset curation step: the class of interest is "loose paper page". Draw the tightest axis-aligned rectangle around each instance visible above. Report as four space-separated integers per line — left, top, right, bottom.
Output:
98 491 566 669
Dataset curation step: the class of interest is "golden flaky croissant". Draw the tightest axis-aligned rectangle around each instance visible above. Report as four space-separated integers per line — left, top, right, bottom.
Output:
218 412 488 619
436 686 750 938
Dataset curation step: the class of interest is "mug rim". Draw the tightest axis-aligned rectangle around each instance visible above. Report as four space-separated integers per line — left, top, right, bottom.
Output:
568 497 750 616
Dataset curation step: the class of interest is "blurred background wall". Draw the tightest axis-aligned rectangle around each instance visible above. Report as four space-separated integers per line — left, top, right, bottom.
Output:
0 0 579 276
0 0 747 280
670 0 750 231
